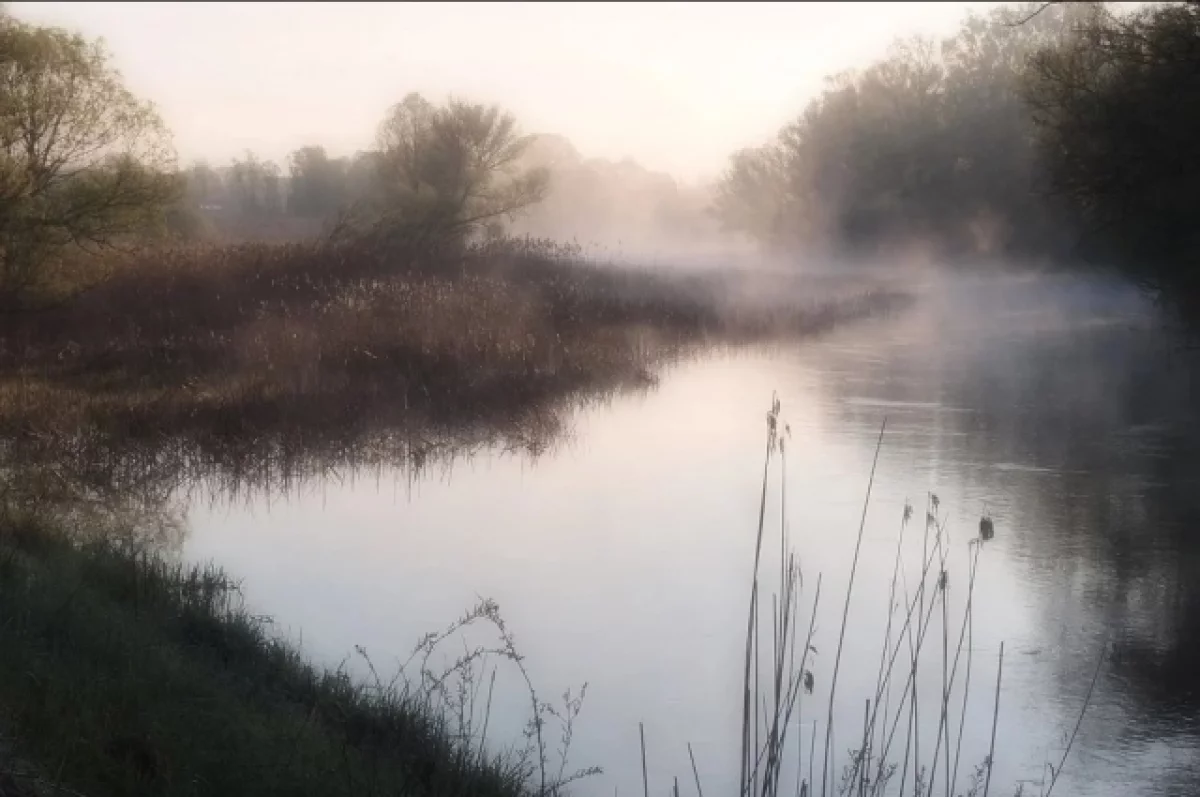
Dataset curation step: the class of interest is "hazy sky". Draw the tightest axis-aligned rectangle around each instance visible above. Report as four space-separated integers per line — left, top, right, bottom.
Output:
12 2 999 183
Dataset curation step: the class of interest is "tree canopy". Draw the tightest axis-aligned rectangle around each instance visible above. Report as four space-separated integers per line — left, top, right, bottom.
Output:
1024 1 1200 303
711 0 1200 317
713 3 1103 262
0 15 177 304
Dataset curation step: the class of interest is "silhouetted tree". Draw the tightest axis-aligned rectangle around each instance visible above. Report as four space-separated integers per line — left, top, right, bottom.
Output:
714 3 1093 262
341 93 549 252
713 146 792 247
1024 1 1200 309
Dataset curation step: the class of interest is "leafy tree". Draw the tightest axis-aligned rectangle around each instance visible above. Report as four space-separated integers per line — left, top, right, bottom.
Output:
345 92 548 251
714 3 1092 261
0 16 177 305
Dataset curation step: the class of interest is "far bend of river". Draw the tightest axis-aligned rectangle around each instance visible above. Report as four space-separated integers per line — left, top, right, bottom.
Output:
182 273 1200 797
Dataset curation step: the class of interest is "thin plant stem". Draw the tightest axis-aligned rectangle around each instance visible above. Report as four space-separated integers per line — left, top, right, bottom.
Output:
820 419 886 797
742 399 778 795
1043 643 1106 797
950 543 982 796
982 642 1005 797
477 667 497 767
687 742 704 797
640 722 649 797
859 699 870 797
873 502 911 777
808 720 815 797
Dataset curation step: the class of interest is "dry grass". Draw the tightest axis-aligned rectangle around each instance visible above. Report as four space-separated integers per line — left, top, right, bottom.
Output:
0 237 910 494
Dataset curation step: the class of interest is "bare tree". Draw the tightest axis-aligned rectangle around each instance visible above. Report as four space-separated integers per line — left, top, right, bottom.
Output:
344 92 548 253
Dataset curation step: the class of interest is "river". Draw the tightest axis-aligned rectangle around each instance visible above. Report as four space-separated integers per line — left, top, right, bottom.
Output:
174 271 1199 797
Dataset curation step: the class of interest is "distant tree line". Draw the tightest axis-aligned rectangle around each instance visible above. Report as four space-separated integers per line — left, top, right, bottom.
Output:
175 92 552 251
506 134 724 259
2 1 1196 314
173 98 724 259
179 122 724 259
0 2 561 304
0 0 718 312
715 1 1200 311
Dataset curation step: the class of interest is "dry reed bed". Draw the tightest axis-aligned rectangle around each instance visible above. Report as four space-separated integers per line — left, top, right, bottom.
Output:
0 239 911 446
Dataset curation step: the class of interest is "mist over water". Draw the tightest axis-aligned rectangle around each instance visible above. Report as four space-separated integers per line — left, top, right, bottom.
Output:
164 269 1200 797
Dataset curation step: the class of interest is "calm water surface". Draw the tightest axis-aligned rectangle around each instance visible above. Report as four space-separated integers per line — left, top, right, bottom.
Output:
181 274 1200 796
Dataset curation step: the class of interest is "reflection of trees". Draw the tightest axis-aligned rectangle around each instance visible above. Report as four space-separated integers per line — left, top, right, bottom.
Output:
818 276 1200 787
947 323 1200 732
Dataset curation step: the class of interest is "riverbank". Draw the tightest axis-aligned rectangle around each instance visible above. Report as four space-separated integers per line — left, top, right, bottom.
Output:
0 238 910 446
0 517 539 797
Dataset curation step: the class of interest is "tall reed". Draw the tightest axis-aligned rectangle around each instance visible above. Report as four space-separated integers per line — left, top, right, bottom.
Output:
677 398 1105 797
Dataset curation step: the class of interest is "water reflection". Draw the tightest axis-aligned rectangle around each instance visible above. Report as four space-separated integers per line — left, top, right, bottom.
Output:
802 274 1200 795
3 272 1198 795
0 359 660 567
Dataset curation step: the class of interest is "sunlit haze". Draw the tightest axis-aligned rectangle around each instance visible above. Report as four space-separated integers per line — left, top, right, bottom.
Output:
11 1 997 182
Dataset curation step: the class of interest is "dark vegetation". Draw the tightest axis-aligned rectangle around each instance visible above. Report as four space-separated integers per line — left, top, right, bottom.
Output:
0 516 598 797
714 2 1200 322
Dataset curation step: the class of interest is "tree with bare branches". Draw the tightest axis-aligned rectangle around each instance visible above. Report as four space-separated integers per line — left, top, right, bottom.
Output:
342 92 548 254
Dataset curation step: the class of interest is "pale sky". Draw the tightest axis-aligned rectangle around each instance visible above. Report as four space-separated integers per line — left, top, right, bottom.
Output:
11 2 1000 184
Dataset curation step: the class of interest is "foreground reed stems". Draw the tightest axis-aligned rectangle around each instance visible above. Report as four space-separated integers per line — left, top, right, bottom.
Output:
695 397 1102 797
1043 644 1106 797
982 643 1004 797
741 396 781 796
820 419 886 797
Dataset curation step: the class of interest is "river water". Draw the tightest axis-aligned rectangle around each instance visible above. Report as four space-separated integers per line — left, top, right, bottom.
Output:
177 272 1200 797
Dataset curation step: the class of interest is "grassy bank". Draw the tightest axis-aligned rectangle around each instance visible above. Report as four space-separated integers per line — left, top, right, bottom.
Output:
0 518 553 797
